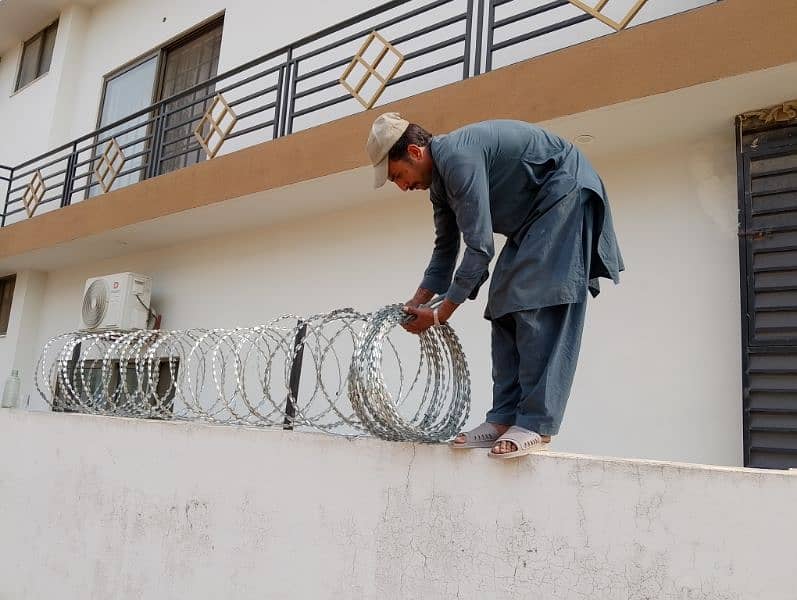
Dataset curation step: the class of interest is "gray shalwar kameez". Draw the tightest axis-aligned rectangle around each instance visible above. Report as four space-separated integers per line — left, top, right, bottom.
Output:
419 120 623 435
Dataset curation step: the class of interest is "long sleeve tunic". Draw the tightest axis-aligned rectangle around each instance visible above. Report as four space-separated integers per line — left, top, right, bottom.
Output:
419 120 624 320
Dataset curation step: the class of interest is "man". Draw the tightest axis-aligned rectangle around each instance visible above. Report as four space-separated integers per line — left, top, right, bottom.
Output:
366 113 623 458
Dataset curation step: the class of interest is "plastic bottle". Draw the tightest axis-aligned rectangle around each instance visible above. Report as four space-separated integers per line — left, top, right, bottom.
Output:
1 369 21 408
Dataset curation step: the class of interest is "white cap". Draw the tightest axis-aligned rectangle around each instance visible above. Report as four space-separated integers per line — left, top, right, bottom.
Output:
366 112 410 188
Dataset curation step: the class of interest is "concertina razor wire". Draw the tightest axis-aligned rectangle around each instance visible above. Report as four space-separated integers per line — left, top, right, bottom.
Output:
35 304 471 442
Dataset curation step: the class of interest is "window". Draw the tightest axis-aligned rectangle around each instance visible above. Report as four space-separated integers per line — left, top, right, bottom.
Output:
157 21 224 174
736 101 797 469
0 275 16 335
91 16 223 195
92 56 160 193
15 21 58 91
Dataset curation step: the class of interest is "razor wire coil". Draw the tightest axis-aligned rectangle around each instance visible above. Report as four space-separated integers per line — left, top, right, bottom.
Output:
35 304 470 442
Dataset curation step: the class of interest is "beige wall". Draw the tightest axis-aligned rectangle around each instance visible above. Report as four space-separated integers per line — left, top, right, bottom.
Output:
19 132 742 466
0 408 793 599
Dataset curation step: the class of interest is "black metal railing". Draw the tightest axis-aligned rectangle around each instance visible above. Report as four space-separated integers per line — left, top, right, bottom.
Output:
1 0 715 226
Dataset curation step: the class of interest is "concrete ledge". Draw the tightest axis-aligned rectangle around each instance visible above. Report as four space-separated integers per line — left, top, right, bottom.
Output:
0 408 794 599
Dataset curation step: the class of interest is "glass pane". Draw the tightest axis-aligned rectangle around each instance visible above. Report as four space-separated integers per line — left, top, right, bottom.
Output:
91 56 158 195
99 57 158 126
38 22 58 76
16 35 42 90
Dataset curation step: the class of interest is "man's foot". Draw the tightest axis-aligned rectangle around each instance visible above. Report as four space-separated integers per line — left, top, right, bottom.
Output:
490 426 551 457
451 422 510 448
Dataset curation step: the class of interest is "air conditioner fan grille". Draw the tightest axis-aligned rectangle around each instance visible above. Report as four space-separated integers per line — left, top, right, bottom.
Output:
82 279 109 329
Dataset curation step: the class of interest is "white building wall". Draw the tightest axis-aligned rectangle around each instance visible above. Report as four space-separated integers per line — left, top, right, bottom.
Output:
0 41 61 166
0 270 47 400
0 5 88 177
0 408 792 600
15 131 742 466
46 5 92 150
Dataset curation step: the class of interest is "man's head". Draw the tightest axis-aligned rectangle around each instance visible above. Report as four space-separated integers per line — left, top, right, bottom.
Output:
366 112 434 191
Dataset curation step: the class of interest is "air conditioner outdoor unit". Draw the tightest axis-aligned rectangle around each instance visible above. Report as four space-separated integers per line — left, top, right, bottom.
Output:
80 272 153 331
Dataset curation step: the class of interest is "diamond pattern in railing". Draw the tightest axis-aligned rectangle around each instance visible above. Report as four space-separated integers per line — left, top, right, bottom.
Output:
339 31 405 110
22 170 45 218
566 0 650 31
93 138 127 194
193 94 238 159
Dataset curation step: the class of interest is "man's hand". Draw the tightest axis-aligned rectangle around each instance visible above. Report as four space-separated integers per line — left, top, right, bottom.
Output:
405 287 434 309
400 297 459 335
401 306 436 334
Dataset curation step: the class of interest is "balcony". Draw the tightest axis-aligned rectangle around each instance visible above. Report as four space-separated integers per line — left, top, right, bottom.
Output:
0 0 718 227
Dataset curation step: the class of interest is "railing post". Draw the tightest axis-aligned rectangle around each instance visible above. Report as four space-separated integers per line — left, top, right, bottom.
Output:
473 0 485 76
284 60 299 136
274 64 286 139
463 0 474 79
146 103 168 180
60 143 79 208
283 321 307 430
277 47 293 138
485 0 496 73
0 166 11 227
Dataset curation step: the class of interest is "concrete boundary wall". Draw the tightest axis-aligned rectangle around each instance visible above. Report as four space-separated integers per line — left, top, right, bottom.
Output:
0 409 794 599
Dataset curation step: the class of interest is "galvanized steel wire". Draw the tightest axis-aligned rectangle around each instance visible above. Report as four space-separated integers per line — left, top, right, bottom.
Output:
35 304 470 442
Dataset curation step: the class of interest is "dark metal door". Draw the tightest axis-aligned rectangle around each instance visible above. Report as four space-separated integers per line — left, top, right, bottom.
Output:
737 107 797 469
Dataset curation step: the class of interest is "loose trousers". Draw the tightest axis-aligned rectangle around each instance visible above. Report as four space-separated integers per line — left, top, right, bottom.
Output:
485 301 587 436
